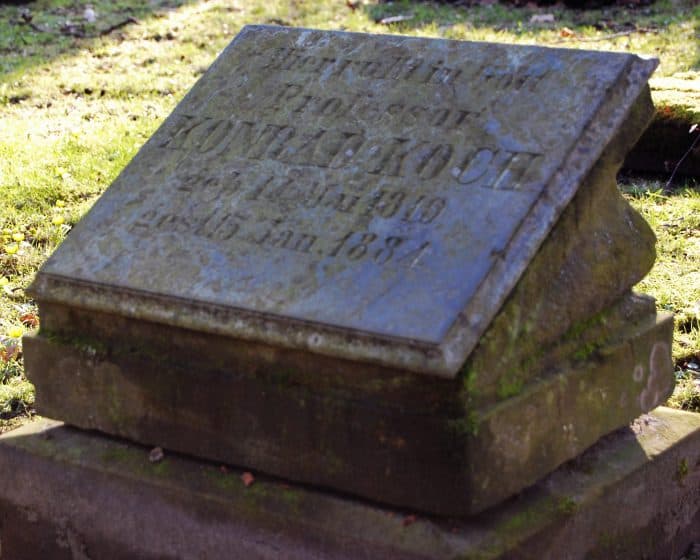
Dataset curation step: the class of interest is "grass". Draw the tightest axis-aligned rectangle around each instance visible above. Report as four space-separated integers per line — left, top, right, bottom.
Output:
0 0 699 430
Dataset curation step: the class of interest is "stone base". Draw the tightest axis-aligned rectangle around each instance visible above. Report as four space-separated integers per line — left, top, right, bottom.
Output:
23 305 675 516
0 407 698 559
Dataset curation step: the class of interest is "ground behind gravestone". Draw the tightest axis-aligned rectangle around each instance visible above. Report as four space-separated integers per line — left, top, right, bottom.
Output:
0 0 698 429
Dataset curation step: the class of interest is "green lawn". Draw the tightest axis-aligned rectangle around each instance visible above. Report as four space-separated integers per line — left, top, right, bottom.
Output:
1 0 699 427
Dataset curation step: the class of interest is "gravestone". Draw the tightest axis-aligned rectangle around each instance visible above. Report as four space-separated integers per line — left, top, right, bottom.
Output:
24 26 674 516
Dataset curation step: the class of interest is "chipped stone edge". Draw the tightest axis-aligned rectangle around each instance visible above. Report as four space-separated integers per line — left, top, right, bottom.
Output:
439 54 659 375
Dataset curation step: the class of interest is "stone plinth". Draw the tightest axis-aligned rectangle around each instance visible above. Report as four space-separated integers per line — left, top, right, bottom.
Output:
0 408 698 559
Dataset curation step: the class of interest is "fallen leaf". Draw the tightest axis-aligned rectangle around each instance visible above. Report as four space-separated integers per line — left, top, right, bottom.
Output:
559 26 576 38
345 0 360 10
241 471 255 487
20 313 39 328
0 338 21 362
149 447 164 463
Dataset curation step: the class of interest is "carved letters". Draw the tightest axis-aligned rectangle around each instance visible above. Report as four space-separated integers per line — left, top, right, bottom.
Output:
141 43 548 266
130 164 440 268
271 82 480 132
162 114 542 188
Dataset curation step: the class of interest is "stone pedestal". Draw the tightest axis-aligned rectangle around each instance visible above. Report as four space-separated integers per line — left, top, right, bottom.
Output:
0 408 698 559
23 297 674 515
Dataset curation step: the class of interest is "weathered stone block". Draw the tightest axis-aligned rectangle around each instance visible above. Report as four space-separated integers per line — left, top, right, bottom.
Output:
24 295 674 514
0 408 697 559
24 27 671 514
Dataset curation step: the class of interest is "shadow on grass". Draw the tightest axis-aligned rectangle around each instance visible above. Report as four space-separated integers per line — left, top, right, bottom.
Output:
0 0 201 79
362 0 528 31
361 0 700 58
618 173 700 197
694 19 700 71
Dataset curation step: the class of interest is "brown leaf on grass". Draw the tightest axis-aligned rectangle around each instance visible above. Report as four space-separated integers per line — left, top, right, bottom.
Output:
19 313 39 328
559 27 576 38
345 0 361 10
0 339 20 363
241 471 255 487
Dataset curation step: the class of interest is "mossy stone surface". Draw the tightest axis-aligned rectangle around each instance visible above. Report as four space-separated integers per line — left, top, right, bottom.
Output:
463 146 657 406
24 301 674 515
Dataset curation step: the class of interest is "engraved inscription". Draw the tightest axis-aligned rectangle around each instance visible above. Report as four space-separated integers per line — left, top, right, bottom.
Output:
163 114 543 188
144 42 551 275
271 82 482 132
129 164 437 269
257 47 551 93
130 205 433 268
260 48 464 86
39 26 644 355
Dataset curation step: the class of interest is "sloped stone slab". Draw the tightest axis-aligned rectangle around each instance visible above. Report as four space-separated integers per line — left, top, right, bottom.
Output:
0 407 697 559
29 26 658 377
